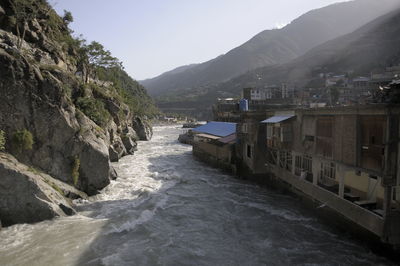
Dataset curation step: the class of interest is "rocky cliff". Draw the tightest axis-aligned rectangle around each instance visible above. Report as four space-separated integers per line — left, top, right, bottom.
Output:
0 0 155 226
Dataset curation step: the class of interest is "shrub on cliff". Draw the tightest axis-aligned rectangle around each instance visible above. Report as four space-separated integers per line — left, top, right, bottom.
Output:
76 97 111 127
0 130 5 151
71 156 80 186
12 129 34 152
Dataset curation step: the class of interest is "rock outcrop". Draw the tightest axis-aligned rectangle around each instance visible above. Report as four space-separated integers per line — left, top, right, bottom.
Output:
0 29 112 195
0 153 87 226
132 117 153 141
0 0 155 226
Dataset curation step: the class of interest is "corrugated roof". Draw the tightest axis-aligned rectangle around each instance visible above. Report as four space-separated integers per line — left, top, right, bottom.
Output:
261 115 295 124
193 121 237 137
218 133 236 144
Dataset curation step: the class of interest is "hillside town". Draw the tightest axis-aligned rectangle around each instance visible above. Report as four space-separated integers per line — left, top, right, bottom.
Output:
182 67 400 250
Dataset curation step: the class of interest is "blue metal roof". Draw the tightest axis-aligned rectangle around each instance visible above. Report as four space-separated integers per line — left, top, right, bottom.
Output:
261 115 295 124
193 122 237 137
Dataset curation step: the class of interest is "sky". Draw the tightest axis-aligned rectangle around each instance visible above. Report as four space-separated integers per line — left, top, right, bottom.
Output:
52 0 346 80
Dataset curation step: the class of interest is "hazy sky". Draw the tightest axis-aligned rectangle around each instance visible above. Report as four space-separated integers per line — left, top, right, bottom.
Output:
52 0 346 80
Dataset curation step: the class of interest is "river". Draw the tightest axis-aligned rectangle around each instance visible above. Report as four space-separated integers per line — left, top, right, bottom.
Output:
0 126 396 266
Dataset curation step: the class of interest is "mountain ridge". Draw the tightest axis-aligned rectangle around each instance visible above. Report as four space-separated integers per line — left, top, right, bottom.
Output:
142 0 400 97
217 7 400 94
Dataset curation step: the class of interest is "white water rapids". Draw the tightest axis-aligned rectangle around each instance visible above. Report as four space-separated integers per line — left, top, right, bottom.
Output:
0 126 396 265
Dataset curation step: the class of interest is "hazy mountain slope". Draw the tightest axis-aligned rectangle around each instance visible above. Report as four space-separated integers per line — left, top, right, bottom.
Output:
157 7 400 119
216 7 400 94
142 0 400 97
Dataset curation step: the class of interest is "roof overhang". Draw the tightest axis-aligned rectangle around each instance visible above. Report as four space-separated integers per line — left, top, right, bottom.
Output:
261 115 295 124
218 133 236 144
194 133 221 140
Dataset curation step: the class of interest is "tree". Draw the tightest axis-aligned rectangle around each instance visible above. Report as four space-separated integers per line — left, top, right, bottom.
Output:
63 10 73 25
10 0 39 48
86 41 122 69
81 41 122 83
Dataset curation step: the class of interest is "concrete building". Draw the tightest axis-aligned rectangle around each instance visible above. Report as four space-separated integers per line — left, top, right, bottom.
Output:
191 122 237 171
212 98 240 122
235 104 400 248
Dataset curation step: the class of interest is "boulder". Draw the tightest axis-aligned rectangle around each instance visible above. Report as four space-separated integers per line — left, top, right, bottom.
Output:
132 117 153 141
121 126 138 154
108 137 126 162
78 138 111 195
124 126 138 141
109 166 118 180
105 99 121 117
121 135 137 155
25 28 40 43
0 153 85 226
109 145 119 162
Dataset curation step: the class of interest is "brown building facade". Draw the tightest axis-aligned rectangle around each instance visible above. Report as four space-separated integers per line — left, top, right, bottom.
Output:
235 104 400 248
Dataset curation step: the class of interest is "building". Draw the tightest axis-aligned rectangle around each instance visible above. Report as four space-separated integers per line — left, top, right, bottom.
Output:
235 104 400 248
212 98 240 122
235 110 268 176
325 74 348 87
191 122 237 171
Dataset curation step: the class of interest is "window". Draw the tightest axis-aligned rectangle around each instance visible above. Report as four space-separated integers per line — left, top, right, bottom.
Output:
242 123 248 133
302 155 312 173
279 150 292 171
360 116 386 171
316 117 334 158
280 125 292 142
304 135 314 142
321 162 336 179
247 144 252 159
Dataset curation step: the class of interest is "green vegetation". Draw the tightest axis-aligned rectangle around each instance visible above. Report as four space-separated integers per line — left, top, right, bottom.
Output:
12 129 34 152
42 178 64 195
62 10 73 25
10 0 40 48
9 0 158 127
28 166 42 175
71 156 80 186
86 41 122 69
70 34 158 120
0 130 5 151
51 183 64 195
76 97 111 127
96 67 158 116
